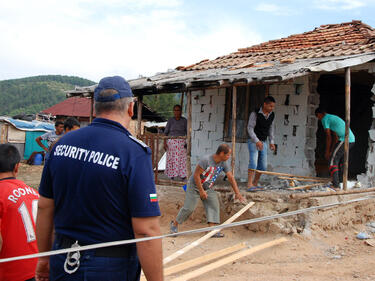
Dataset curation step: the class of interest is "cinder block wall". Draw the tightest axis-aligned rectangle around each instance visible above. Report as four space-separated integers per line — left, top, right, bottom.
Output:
190 75 318 180
357 83 375 187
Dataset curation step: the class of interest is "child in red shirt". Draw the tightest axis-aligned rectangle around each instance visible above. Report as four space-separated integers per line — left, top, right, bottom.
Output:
0 144 39 281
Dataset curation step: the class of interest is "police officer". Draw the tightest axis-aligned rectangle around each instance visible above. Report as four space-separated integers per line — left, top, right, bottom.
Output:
35 76 163 281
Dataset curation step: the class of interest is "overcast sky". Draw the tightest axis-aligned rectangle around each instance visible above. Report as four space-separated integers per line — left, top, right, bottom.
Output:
1 0 374 83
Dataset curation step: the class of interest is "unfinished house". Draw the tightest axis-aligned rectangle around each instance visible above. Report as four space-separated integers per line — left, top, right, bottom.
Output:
129 20 375 187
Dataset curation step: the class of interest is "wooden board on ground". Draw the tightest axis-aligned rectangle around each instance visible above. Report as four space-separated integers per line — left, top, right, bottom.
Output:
163 201 255 265
249 169 325 181
278 176 330 182
170 237 288 281
164 242 247 276
288 183 325 190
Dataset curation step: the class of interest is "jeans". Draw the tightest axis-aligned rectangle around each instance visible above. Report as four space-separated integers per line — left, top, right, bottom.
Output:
248 140 267 171
49 239 141 281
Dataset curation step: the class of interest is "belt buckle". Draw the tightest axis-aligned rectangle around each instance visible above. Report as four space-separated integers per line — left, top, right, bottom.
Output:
63 240 81 274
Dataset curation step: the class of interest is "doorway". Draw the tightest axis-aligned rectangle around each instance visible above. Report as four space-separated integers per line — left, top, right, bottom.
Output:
315 71 375 178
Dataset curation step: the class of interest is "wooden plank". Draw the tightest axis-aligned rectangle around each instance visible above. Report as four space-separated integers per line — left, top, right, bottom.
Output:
155 135 159 184
223 87 231 139
186 91 192 178
137 95 143 137
278 176 330 182
89 96 94 123
231 86 237 176
244 85 250 128
288 183 325 190
343 67 351 191
171 238 288 281
249 169 324 181
164 242 247 276
290 187 375 199
163 201 255 265
180 92 185 108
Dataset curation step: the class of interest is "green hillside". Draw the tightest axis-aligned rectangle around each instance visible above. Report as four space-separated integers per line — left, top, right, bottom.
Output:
0 75 96 116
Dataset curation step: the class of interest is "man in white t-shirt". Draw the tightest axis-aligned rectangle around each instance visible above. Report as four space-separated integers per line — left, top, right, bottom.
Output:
35 121 64 160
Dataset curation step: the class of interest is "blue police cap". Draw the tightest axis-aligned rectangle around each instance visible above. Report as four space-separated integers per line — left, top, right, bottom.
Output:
94 76 133 102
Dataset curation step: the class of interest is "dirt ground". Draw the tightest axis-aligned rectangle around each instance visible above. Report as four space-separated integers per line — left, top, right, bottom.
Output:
19 163 375 281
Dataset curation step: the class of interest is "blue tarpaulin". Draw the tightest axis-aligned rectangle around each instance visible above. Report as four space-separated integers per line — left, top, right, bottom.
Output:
0 117 54 132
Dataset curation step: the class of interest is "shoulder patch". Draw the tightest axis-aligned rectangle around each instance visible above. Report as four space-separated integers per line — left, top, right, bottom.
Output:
129 135 151 153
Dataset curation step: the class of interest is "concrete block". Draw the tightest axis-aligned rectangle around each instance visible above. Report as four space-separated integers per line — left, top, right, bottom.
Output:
204 122 216 132
196 112 210 123
216 123 224 134
216 104 225 116
278 84 294 95
215 95 226 105
218 88 226 96
289 93 307 105
203 104 216 114
208 131 223 142
307 94 320 105
192 121 201 131
195 130 209 141
371 130 375 142
269 84 278 96
199 94 211 105
206 89 218 96
192 104 202 113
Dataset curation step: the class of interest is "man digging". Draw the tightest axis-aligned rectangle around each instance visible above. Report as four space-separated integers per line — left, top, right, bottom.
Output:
170 144 246 238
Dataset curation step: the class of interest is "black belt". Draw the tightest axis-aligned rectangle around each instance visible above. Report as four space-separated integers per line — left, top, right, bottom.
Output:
56 234 135 258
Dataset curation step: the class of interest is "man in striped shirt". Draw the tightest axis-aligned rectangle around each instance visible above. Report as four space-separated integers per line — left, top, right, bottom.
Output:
170 144 246 238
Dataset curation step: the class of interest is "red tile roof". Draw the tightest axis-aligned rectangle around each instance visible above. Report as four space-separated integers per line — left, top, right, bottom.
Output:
179 20 375 71
42 97 95 117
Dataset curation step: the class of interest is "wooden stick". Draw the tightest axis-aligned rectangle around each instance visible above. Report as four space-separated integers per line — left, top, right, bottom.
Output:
164 242 247 276
163 201 255 265
171 238 288 281
187 91 192 178
288 183 325 190
89 96 94 123
231 86 237 176
157 179 186 186
137 95 143 138
278 176 330 182
249 169 324 181
290 187 375 199
343 67 351 191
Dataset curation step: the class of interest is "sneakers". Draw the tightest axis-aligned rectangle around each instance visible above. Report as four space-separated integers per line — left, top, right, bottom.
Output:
170 221 178 234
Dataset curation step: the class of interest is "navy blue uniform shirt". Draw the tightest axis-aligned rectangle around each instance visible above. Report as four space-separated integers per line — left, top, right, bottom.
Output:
39 118 161 245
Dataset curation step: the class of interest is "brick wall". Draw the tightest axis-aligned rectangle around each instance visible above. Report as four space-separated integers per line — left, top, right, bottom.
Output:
357 83 375 187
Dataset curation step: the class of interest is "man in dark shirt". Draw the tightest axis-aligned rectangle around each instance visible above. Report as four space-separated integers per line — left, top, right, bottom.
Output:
35 76 162 281
247 96 276 191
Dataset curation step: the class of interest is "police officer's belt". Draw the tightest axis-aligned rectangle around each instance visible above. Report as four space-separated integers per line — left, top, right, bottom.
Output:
56 234 135 258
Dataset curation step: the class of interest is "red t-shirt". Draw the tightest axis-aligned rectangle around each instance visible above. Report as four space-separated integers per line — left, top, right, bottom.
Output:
0 178 39 281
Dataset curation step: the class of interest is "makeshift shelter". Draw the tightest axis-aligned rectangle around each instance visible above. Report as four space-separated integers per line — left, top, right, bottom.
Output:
42 97 165 135
67 20 375 188
0 117 54 159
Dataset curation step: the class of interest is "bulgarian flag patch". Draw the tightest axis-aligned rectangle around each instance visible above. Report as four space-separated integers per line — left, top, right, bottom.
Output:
150 193 158 202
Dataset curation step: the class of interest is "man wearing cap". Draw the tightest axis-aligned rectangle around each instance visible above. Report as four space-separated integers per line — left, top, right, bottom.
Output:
35 76 163 281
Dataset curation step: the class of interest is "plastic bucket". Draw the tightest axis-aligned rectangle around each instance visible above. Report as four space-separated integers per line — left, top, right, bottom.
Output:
33 153 43 165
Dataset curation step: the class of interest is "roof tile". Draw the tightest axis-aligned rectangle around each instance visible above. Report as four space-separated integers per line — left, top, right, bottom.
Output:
181 20 375 71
